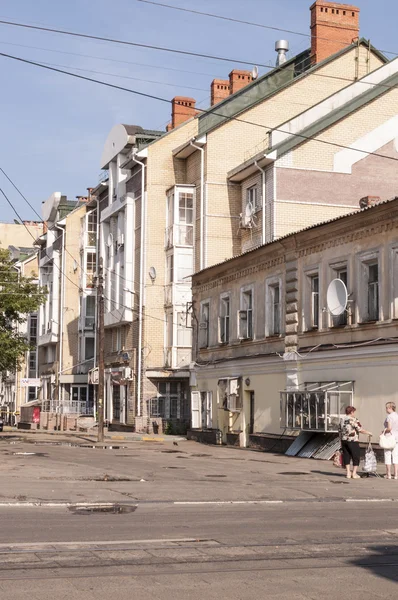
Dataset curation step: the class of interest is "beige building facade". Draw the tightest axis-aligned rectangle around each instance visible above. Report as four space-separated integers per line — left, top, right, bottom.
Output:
97 1 398 433
191 196 398 446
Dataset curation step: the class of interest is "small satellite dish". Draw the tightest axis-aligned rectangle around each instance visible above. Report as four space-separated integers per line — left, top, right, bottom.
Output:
106 233 113 247
149 266 157 281
327 279 348 316
251 66 259 80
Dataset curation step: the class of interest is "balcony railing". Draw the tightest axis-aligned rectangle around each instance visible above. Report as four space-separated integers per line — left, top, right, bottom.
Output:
165 224 193 248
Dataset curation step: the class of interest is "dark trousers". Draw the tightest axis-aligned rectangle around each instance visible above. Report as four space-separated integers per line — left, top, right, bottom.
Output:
342 441 361 467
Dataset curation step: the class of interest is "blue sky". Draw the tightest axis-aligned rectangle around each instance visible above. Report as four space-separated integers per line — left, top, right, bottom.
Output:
0 0 394 221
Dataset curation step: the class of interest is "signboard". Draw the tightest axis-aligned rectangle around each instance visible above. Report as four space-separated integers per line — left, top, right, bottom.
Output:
88 368 99 385
21 378 41 388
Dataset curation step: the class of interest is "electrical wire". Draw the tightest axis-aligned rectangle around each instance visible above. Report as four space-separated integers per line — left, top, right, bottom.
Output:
0 39 224 77
3 50 398 166
0 18 270 67
136 0 398 57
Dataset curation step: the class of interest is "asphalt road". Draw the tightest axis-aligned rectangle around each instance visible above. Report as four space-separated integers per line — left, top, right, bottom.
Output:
0 503 397 599
0 434 397 598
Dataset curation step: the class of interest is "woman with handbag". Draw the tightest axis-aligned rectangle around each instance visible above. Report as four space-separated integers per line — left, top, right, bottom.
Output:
341 406 372 479
382 402 398 480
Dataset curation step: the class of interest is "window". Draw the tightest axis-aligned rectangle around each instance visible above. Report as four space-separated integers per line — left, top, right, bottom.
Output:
28 386 38 402
367 263 379 321
113 328 122 352
178 192 194 225
177 312 192 347
29 350 37 378
86 210 97 247
85 337 95 360
219 295 230 344
85 295 96 329
271 285 281 336
85 252 96 288
191 391 213 429
310 275 319 329
246 186 257 211
239 289 253 340
199 302 210 348
166 254 174 284
176 252 193 282
29 315 37 344
333 269 348 327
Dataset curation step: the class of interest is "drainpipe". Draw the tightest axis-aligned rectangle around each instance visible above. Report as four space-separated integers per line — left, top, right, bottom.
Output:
254 161 266 245
190 141 205 270
55 223 66 415
131 152 146 419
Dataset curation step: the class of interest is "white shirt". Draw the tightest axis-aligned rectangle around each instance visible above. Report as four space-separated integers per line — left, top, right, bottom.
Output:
384 412 398 441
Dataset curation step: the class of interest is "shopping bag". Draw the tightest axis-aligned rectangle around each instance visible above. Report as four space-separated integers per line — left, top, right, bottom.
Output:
333 449 343 468
379 431 396 450
363 442 377 473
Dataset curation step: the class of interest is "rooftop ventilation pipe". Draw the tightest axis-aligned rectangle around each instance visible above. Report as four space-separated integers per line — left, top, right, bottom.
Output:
275 40 289 66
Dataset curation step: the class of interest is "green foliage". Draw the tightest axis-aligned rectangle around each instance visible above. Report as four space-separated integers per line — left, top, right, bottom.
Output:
0 249 47 374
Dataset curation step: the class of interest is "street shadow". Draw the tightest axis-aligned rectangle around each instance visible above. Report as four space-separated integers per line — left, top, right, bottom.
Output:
311 469 347 478
351 545 398 583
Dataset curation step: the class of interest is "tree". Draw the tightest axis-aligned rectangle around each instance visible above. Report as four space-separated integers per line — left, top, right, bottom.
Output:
0 248 47 374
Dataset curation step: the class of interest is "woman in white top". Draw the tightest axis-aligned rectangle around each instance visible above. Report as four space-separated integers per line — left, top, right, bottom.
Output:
383 402 398 480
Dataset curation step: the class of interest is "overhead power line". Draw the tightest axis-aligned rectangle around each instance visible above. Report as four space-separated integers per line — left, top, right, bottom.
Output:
0 18 270 67
137 0 398 57
2 50 398 166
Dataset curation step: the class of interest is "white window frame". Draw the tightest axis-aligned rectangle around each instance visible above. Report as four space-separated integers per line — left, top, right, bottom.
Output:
356 250 381 323
246 185 258 212
328 260 349 328
390 244 398 319
200 391 213 429
303 267 320 332
218 293 231 345
265 275 283 337
238 285 254 340
199 299 210 349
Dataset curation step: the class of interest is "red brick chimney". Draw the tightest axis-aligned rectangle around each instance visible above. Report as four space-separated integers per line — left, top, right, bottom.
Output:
211 79 230 106
310 1 360 65
167 96 198 130
229 69 253 95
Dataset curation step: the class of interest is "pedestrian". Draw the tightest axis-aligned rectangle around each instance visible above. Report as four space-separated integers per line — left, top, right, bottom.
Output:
341 406 372 479
383 402 398 480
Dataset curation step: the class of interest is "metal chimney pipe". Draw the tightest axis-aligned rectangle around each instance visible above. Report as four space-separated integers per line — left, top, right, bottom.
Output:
275 40 289 66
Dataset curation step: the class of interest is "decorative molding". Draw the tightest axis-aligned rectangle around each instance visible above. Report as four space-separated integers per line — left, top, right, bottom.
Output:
195 256 284 293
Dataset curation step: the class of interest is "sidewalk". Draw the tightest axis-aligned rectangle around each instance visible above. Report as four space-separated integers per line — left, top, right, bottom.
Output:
1 426 187 444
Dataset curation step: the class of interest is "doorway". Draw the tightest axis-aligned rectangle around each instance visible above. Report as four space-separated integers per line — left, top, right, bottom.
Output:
249 391 255 435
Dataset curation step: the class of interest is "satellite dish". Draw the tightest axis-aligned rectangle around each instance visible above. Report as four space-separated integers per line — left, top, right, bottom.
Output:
106 233 113 247
327 279 348 316
149 266 157 281
252 66 259 80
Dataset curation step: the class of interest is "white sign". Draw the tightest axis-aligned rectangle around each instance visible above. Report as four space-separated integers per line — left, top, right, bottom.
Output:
21 378 41 388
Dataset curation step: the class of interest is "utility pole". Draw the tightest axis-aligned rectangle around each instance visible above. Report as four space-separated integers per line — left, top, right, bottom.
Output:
97 257 105 443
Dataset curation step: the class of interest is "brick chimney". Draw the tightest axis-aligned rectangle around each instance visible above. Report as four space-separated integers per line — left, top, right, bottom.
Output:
211 79 230 106
229 69 253 95
168 96 198 130
310 1 360 65
359 196 381 209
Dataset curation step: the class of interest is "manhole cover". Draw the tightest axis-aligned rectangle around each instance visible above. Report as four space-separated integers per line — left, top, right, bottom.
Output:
278 472 310 476
69 504 137 515
161 450 184 454
205 474 227 478
164 466 185 469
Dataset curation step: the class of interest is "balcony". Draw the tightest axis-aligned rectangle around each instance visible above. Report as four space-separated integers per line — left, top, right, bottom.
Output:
164 283 192 307
164 347 192 370
165 224 193 249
